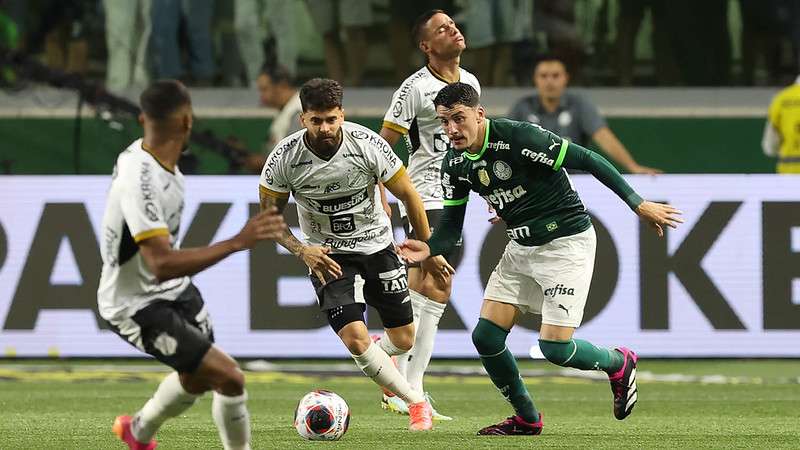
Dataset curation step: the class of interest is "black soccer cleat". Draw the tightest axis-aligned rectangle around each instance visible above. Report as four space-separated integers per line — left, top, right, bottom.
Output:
609 347 638 420
477 413 543 436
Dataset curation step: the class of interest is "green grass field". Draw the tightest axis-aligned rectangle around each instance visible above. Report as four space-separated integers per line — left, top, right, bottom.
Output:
1 360 798 449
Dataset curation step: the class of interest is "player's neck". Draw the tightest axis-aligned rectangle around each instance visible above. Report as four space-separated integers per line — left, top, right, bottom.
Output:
467 122 488 155
142 136 182 172
540 95 561 113
427 57 461 83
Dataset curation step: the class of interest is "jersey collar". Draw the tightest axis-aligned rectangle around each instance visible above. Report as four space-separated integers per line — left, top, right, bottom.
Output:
427 64 460 84
140 142 176 174
463 119 490 161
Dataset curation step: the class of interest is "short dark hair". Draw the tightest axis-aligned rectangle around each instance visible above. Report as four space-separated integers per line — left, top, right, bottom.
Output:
139 80 191 120
433 82 480 109
534 54 568 72
259 63 295 87
299 78 343 112
412 9 445 46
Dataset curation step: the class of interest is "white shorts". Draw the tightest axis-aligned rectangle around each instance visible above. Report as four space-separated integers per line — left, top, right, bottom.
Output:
484 226 596 328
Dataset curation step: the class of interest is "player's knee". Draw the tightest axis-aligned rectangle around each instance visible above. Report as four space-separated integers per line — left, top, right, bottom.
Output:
179 372 212 394
539 339 574 366
391 333 414 352
343 334 372 355
471 318 508 356
216 366 245 396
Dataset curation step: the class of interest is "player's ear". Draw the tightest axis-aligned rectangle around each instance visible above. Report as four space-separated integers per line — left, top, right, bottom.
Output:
476 105 486 120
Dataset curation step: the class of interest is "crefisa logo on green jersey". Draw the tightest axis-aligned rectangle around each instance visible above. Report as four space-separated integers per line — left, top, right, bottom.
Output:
482 185 527 210
521 148 555 166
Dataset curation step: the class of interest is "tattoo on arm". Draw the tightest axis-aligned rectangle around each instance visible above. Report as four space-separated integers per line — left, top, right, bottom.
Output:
260 193 305 256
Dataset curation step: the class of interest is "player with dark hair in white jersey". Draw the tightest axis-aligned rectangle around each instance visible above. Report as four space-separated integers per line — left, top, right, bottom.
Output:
259 78 454 432
99 80 285 450
377 9 481 419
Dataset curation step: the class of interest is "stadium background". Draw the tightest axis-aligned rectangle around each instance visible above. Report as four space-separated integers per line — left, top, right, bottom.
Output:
0 2 799 448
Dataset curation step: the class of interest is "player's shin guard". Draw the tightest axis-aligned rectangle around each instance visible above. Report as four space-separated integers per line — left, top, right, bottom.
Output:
538 339 623 374
406 294 446 393
132 372 200 442
352 341 425 405
472 318 540 423
212 391 251 450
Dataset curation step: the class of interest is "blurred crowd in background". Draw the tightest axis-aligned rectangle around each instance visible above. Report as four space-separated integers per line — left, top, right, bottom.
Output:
0 0 799 92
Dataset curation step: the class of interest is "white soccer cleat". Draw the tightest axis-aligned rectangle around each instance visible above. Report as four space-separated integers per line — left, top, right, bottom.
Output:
381 394 409 415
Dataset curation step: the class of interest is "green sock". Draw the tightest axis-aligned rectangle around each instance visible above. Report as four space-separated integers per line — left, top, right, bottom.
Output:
473 318 540 422
539 339 624 374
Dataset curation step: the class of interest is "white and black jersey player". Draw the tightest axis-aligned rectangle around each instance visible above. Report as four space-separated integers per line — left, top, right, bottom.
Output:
99 80 285 450
376 9 480 419
259 78 454 432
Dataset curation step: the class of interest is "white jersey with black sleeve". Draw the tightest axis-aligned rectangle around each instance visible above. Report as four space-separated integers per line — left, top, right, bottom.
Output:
259 121 405 255
382 65 481 215
97 139 190 322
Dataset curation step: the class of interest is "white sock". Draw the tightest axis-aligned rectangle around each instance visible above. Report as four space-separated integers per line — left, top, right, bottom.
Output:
377 331 405 356
352 341 425 405
406 296 446 394
212 391 251 450
131 372 200 442
396 290 426 380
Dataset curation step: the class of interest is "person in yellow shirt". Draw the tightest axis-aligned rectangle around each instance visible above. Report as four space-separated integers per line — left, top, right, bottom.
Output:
763 76 800 174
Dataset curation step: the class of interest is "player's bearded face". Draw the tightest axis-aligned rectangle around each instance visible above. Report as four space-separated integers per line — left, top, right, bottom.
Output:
303 108 344 154
437 104 483 151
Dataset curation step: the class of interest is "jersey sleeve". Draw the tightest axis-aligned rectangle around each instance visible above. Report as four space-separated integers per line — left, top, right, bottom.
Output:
259 144 291 199
767 93 781 128
513 121 571 172
382 79 420 135
118 161 170 243
440 152 471 206
368 131 405 184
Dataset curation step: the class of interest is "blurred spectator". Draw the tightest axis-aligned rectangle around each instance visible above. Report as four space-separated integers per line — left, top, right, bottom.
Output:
535 0 584 83
615 0 679 86
304 0 387 86
150 0 215 85
509 55 661 174
762 75 800 173
0 1 19 85
235 0 299 87
242 64 303 173
102 0 151 92
463 0 532 86
30 0 91 75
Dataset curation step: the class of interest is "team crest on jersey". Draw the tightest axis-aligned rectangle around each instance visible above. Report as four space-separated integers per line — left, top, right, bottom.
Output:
493 160 512 180
478 168 491 186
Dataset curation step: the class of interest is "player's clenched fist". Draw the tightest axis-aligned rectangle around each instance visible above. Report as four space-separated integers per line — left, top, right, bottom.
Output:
234 206 287 249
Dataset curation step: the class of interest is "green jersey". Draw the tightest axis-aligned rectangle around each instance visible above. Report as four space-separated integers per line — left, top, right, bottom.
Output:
437 118 642 249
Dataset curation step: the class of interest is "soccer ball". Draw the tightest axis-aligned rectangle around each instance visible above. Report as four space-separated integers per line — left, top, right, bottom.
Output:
293 389 351 441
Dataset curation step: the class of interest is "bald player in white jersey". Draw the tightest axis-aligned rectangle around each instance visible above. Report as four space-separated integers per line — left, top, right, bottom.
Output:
259 78 454 432
378 9 480 419
99 80 285 450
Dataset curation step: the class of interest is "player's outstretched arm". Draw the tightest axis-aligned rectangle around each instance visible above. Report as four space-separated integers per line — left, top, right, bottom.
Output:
138 207 286 282
259 191 342 283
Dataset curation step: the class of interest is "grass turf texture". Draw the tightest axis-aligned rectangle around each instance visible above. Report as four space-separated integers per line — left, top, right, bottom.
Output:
0 360 798 449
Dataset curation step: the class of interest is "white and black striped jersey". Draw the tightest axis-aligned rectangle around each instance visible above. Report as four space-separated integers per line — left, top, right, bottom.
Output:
382 65 481 214
259 122 404 255
98 139 190 322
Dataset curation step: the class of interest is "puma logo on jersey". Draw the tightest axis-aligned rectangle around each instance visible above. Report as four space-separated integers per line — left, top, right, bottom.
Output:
548 139 559 151
482 186 527 210
522 148 555 166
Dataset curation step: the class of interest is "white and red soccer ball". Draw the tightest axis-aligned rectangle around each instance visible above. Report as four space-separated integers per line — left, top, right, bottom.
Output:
294 389 351 441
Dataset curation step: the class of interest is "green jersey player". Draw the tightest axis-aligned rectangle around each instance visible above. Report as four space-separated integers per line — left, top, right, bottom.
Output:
398 82 683 436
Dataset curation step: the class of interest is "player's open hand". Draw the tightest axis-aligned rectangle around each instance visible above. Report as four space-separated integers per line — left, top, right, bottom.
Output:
630 164 663 175
300 245 342 283
421 255 455 284
636 201 684 237
234 207 286 249
396 239 431 264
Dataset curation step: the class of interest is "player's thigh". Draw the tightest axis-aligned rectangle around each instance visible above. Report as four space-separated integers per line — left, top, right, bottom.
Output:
533 227 597 328
483 241 541 322
364 247 414 331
